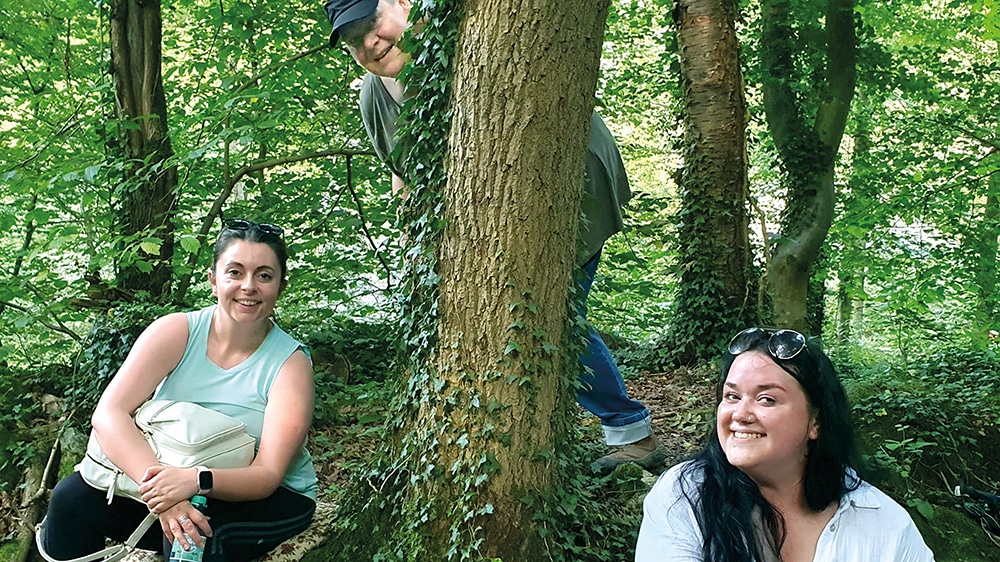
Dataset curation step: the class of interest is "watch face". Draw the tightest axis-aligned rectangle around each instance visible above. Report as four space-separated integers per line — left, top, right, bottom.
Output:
198 470 213 490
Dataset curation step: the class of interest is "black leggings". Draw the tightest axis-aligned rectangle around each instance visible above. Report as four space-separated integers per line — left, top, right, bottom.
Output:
42 472 315 562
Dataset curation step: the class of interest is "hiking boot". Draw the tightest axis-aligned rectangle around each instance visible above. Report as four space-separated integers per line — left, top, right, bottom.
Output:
591 435 667 476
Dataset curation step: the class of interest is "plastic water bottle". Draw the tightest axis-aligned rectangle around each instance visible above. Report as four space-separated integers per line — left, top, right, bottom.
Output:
169 495 208 562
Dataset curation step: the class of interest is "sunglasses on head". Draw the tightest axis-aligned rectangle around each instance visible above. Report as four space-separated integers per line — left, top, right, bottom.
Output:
222 219 284 237
728 327 807 360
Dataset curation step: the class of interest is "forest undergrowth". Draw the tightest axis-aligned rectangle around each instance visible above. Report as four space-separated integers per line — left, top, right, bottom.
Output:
3 342 1000 561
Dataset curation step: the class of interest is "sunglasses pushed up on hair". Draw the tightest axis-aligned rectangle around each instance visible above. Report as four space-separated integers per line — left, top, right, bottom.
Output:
728 327 807 360
222 219 284 237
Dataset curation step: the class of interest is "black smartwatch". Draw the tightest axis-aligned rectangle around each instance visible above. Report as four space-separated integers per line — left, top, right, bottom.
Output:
195 466 213 495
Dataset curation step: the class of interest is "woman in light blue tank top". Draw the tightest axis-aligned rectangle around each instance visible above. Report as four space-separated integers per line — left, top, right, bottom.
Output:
43 219 318 562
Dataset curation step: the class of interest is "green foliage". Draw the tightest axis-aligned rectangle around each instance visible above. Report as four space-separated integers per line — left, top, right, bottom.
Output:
844 347 1000 499
524 449 647 562
299 316 398 384
73 301 178 414
0 368 39 493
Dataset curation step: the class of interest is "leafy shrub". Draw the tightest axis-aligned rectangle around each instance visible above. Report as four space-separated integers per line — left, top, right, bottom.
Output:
71 301 178 415
844 347 1000 496
301 316 399 385
0 367 40 493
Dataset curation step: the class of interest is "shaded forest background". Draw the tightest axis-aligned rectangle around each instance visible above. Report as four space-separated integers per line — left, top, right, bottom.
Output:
2 0 1000 560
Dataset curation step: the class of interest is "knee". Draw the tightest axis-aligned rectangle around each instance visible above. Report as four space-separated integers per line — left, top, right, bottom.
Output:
48 473 88 513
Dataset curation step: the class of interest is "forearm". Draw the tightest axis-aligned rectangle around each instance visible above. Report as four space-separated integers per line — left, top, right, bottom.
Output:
204 465 286 502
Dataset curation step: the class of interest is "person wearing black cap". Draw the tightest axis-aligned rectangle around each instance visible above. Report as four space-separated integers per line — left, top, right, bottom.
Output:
323 0 665 475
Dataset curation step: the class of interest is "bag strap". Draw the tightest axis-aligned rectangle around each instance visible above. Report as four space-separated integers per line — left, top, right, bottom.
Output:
36 512 159 562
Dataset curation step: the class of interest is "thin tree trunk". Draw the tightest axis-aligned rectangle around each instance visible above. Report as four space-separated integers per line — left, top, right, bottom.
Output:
110 0 177 298
661 0 753 364
761 0 855 332
975 189 1000 339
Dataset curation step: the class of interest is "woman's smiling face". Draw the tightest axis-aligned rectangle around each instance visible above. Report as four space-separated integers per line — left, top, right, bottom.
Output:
716 351 820 486
210 240 285 325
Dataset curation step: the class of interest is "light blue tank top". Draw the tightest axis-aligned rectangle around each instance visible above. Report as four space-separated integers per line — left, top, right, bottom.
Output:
153 306 318 500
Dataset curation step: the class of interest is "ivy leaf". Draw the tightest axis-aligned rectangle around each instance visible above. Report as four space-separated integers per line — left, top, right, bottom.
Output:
503 340 521 356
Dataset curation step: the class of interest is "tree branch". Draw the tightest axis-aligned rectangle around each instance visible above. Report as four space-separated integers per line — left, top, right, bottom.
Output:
2 99 86 174
815 0 856 165
228 148 375 187
760 0 803 160
344 155 393 290
923 116 1000 151
173 148 376 303
232 43 331 99
0 300 82 342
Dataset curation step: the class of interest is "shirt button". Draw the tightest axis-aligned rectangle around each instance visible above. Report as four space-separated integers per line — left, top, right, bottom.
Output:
829 524 837 532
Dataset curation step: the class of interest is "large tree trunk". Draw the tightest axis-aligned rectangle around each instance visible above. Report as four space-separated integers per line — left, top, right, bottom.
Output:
322 1 614 559
409 1 611 557
662 0 753 365
761 0 855 332
109 0 177 298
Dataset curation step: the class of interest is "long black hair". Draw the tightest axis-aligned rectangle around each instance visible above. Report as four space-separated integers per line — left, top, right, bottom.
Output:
679 332 860 562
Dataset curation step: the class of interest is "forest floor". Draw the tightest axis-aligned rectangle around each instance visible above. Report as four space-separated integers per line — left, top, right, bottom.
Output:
310 365 719 502
5 363 998 560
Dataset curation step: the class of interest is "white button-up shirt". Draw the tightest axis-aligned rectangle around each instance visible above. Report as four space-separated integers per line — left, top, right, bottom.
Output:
636 461 934 561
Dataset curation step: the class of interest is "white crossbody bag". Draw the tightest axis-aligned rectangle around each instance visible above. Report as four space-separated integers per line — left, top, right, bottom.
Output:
35 400 256 561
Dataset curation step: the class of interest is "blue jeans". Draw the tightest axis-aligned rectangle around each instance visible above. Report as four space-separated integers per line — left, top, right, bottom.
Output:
577 251 652 446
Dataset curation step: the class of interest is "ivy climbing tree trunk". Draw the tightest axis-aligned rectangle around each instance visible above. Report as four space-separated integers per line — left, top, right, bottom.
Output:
417 0 611 558
324 0 614 560
660 0 753 365
760 0 855 332
109 0 177 298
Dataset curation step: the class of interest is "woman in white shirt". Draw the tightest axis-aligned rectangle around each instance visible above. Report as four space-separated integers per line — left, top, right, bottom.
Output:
636 328 934 562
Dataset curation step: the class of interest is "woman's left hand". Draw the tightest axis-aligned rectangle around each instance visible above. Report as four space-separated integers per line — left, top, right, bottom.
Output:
139 465 197 514
158 500 213 551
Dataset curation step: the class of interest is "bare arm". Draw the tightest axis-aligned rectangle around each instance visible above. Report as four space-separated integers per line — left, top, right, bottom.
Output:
90 313 189 487
392 172 406 196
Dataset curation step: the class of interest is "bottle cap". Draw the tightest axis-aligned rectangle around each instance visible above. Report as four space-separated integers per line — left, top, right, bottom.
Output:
191 495 208 508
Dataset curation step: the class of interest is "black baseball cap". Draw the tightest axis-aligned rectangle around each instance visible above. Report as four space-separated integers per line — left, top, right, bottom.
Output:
324 0 379 46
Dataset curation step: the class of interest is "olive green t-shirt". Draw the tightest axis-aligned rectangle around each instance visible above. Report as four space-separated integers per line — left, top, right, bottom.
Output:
359 72 631 264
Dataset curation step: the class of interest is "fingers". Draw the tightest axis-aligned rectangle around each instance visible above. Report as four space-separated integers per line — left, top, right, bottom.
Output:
169 517 193 551
140 464 164 485
168 514 209 550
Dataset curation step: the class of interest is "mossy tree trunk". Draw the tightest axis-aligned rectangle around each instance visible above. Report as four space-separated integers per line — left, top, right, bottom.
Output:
761 0 855 332
661 0 753 365
110 0 177 298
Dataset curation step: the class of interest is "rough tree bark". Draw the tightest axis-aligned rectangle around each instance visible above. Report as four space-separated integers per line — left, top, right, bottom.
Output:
761 0 855 332
662 0 753 364
410 0 612 557
109 0 177 298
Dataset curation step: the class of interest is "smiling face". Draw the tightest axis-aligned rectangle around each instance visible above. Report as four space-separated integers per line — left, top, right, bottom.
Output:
717 351 820 487
342 0 412 78
209 240 285 326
